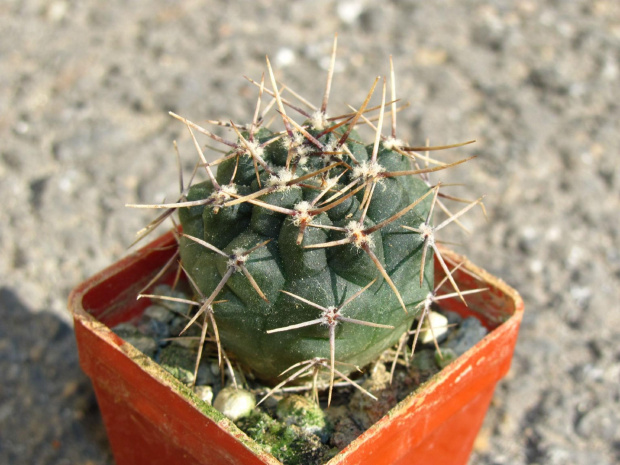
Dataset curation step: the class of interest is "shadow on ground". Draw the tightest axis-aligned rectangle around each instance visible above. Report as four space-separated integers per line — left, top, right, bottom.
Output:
0 287 113 465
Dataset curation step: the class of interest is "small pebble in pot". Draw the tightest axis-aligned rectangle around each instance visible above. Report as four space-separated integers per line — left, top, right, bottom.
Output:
445 317 488 356
276 395 327 436
435 348 458 368
213 387 256 421
420 311 449 345
193 385 214 405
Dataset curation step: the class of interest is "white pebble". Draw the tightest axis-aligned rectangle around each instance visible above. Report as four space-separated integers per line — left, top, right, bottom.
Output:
194 385 214 405
275 48 296 68
47 1 68 22
529 259 543 274
420 311 449 344
337 0 365 24
213 387 255 420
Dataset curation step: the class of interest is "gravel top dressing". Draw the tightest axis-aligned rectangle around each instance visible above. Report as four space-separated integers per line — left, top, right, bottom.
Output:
111 284 488 465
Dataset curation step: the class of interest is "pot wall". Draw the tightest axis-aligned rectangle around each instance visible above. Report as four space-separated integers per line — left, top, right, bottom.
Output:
69 230 523 465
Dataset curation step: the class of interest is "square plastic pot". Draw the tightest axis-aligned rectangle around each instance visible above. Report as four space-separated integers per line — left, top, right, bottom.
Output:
69 230 523 465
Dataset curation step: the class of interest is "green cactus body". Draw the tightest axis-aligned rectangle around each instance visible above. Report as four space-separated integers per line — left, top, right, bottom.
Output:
178 124 434 383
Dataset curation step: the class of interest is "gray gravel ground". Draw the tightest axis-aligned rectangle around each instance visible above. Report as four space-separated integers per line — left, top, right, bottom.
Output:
1 1 619 464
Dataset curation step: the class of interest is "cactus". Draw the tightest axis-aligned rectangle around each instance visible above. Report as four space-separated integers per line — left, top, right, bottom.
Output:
130 37 480 401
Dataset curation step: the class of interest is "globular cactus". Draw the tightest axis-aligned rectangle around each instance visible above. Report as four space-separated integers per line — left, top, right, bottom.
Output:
131 37 478 399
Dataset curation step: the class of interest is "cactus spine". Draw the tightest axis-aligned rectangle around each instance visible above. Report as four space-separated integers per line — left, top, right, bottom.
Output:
130 37 479 400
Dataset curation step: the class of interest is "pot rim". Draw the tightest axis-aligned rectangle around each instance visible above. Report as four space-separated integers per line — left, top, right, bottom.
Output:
69 230 524 465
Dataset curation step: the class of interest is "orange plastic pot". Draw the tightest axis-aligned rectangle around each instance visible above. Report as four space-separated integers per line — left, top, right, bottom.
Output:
69 230 523 465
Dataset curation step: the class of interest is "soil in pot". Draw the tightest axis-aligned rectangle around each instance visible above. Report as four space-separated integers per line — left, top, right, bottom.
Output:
110 282 489 465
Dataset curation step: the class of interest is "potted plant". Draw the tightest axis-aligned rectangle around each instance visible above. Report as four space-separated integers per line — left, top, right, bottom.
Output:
69 37 523 465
